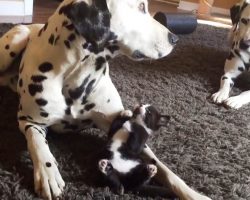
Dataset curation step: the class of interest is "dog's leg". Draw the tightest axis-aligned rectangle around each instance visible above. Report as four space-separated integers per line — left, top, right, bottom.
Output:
19 121 65 200
143 145 211 200
224 90 250 109
0 25 30 73
212 56 244 104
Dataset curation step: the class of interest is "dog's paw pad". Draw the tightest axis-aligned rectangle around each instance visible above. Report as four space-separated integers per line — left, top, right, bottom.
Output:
147 164 157 177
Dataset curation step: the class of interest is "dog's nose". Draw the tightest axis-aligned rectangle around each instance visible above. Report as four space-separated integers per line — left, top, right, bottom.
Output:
168 32 179 45
240 39 250 50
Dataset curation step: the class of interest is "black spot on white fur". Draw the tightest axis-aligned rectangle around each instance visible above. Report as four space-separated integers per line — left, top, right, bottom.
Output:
95 56 106 71
10 52 16 57
31 75 47 83
19 79 23 87
65 107 71 115
68 74 90 100
40 112 49 118
68 33 76 41
64 40 71 49
19 63 24 74
55 35 60 45
36 98 48 106
65 98 73 106
48 34 55 45
28 84 43 96
39 62 53 72
85 103 95 111
85 79 96 95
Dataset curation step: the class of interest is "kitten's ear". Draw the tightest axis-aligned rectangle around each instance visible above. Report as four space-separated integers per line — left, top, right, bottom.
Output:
158 115 170 127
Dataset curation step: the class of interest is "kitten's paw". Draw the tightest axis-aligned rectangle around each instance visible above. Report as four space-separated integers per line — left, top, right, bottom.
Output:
120 110 133 118
147 164 157 178
98 159 112 175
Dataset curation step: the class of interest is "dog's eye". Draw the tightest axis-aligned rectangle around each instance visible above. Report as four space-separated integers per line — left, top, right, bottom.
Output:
139 2 146 13
241 18 250 25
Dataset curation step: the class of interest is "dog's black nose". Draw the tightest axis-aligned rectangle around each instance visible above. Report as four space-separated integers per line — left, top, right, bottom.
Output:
239 39 250 50
168 33 179 45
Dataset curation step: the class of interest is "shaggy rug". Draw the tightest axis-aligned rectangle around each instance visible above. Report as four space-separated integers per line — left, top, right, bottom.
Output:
0 23 249 200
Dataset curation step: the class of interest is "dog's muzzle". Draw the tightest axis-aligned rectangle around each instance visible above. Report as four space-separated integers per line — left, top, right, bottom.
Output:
239 39 250 50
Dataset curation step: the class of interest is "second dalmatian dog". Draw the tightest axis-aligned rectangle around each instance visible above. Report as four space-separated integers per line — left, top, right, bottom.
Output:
212 0 250 109
0 0 211 200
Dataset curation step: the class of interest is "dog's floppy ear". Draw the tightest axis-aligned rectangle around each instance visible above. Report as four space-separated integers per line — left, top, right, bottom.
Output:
61 1 111 45
230 4 241 25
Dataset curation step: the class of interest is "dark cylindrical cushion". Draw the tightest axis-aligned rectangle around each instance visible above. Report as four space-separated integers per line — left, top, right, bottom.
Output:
154 12 198 34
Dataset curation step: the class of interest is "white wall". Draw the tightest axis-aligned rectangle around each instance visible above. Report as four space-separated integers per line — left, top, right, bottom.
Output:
0 0 33 23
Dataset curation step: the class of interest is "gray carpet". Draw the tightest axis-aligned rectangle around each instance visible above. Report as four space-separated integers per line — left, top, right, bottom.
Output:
0 23 250 200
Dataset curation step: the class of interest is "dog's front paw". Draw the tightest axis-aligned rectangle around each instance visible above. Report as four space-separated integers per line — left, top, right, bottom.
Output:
211 89 229 104
34 161 65 200
147 164 157 178
120 110 133 118
224 96 245 109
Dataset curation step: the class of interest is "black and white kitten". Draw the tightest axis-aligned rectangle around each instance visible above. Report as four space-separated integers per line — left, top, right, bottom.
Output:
98 104 170 194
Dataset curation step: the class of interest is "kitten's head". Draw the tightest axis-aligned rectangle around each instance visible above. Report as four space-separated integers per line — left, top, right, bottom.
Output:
133 104 170 131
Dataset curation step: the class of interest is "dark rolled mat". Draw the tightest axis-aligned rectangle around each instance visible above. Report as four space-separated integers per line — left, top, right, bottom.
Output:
154 12 197 34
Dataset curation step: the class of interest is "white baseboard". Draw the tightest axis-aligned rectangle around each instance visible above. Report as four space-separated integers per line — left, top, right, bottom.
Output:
178 1 230 16
0 0 33 23
0 16 33 24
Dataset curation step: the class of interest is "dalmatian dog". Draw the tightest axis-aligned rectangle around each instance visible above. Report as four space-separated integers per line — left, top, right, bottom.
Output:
0 0 211 200
212 0 250 109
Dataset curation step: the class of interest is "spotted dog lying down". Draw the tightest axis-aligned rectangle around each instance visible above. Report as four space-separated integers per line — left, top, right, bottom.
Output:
0 0 211 199
98 105 169 194
212 0 250 109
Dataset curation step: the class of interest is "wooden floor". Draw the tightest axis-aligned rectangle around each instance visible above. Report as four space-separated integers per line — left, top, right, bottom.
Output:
33 0 178 23
33 0 59 23
33 0 230 25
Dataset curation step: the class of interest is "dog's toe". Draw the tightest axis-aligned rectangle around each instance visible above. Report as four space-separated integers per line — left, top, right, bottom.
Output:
211 90 229 104
224 96 244 109
34 161 64 200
